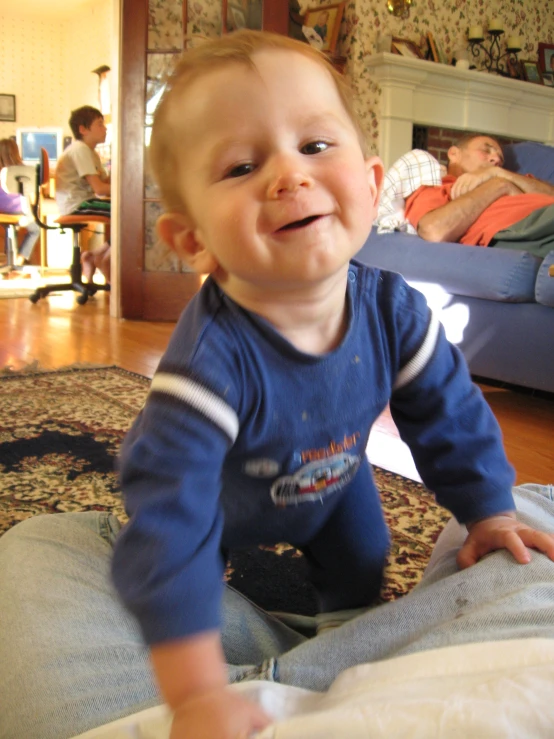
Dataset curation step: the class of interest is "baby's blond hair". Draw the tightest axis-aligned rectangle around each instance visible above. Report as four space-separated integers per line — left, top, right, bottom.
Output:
150 29 366 212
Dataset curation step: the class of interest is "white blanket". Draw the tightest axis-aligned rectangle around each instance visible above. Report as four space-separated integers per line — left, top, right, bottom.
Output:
72 638 554 738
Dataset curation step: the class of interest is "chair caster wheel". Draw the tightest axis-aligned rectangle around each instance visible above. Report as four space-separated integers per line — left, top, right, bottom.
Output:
77 294 88 305
29 292 40 304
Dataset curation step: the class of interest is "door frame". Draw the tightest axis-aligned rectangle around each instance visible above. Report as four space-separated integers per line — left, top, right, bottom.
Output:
116 0 288 320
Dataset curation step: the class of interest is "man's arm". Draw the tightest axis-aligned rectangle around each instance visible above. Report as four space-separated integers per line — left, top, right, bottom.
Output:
85 173 111 197
417 177 521 243
451 166 554 199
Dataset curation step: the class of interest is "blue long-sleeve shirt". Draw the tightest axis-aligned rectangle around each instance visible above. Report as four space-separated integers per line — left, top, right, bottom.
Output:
112 261 515 644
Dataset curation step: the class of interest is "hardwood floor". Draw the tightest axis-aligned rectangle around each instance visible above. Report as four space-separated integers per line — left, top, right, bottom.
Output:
1 289 552 485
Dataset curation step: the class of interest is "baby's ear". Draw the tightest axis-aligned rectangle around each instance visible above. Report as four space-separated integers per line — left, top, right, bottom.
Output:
365 156 385 207
157 213 218 274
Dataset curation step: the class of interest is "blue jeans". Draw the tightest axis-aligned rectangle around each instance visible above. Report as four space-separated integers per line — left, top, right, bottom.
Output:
6 219 40 261
1 484 554 739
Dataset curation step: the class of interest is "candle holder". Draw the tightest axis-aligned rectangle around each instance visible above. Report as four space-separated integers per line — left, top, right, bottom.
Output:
468 29 521 77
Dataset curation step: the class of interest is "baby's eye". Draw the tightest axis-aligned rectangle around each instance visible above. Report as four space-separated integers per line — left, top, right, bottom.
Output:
224 162 255 179
301 141 329 156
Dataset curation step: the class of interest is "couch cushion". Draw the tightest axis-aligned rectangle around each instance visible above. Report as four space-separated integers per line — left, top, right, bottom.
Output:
357 229 541 303
535 250 554 307
503 142 554 183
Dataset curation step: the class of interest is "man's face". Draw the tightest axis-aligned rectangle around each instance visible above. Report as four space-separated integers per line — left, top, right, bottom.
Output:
448 136 504 175
164 49 382 302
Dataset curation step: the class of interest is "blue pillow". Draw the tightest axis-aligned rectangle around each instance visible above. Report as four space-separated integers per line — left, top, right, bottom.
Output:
503 142 554 183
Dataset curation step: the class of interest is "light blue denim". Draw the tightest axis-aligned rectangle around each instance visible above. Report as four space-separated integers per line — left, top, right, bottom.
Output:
1 484 554 739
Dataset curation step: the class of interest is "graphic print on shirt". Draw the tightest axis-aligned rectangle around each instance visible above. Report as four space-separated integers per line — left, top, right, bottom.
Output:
270 453 361 505
271 430 363 506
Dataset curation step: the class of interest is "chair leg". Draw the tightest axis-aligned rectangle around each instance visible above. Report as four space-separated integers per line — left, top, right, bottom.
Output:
29 226 110 304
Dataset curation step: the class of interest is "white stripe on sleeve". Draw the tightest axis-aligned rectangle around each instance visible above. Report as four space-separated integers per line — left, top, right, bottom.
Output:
149 373 239 442
393 312 441 391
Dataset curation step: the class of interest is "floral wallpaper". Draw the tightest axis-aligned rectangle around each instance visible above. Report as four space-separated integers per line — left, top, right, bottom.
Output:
148 0 184 49
144 0 554 270
339 0 554 152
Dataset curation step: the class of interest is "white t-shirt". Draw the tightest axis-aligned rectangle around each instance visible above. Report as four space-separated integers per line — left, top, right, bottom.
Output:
55 140 107 215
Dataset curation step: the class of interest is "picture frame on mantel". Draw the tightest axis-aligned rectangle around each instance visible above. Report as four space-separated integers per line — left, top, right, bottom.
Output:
391 37 423 60
426 32 448 64
520 60 544 85
506 56 521 79
538 42 554 75
0 94 16 122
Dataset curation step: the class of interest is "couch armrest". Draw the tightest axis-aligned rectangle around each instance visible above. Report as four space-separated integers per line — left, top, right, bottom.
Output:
356 228 542 303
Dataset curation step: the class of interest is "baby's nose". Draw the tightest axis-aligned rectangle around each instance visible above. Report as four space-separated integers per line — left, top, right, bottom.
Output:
267 160 313 198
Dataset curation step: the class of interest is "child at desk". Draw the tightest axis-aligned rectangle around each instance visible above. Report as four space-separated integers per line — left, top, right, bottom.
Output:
55 105 111 283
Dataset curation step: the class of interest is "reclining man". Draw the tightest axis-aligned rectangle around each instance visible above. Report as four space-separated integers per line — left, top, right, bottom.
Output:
405 134 554 257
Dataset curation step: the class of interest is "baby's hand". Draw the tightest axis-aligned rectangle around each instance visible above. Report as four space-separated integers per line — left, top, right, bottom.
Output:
457 513 554 569
170 685 271 739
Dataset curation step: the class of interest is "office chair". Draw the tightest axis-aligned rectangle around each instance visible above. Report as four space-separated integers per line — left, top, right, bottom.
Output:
30 148 111 305
0 164 37 271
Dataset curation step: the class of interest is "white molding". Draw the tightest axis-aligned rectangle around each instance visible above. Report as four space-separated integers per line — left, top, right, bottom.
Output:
366 53 554 169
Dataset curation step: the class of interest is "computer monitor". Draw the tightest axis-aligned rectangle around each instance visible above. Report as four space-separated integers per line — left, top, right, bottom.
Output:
16 127 64 165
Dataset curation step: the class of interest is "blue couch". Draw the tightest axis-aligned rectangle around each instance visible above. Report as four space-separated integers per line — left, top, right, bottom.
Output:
357 142 554 394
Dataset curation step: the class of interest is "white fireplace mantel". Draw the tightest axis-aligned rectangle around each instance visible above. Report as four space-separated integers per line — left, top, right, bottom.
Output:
366 52 554 169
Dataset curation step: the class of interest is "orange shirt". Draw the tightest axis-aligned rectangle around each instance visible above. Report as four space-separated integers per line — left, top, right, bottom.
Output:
405 175 554 246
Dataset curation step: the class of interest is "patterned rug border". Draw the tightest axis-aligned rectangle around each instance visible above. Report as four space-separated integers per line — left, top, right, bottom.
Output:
0 363 147 380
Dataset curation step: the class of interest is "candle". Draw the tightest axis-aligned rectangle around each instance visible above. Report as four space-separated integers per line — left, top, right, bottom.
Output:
468 25 484 40
488 19 503 32
506 36 521 50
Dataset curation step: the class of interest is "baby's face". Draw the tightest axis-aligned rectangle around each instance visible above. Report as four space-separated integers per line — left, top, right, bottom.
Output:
166 49 381 302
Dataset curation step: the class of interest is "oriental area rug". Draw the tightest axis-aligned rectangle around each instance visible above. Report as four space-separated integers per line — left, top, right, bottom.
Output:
0 365 450 615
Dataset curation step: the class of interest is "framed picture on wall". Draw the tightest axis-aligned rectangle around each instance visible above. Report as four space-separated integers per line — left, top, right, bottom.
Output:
538 43 554 76
391 37 423 60
303 3 345 53
520 60 544 85
223 1 247 32
222 0 263 33
0 94 16 122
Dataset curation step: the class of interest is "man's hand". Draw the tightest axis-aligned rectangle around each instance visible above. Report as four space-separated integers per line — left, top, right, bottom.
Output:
457 512 554 569
451 165 554 199
451 168 509 199
450 168 526 199
170 686 271 739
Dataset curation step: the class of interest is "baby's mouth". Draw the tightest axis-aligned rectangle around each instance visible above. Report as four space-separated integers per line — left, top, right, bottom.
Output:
278 215 322 231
